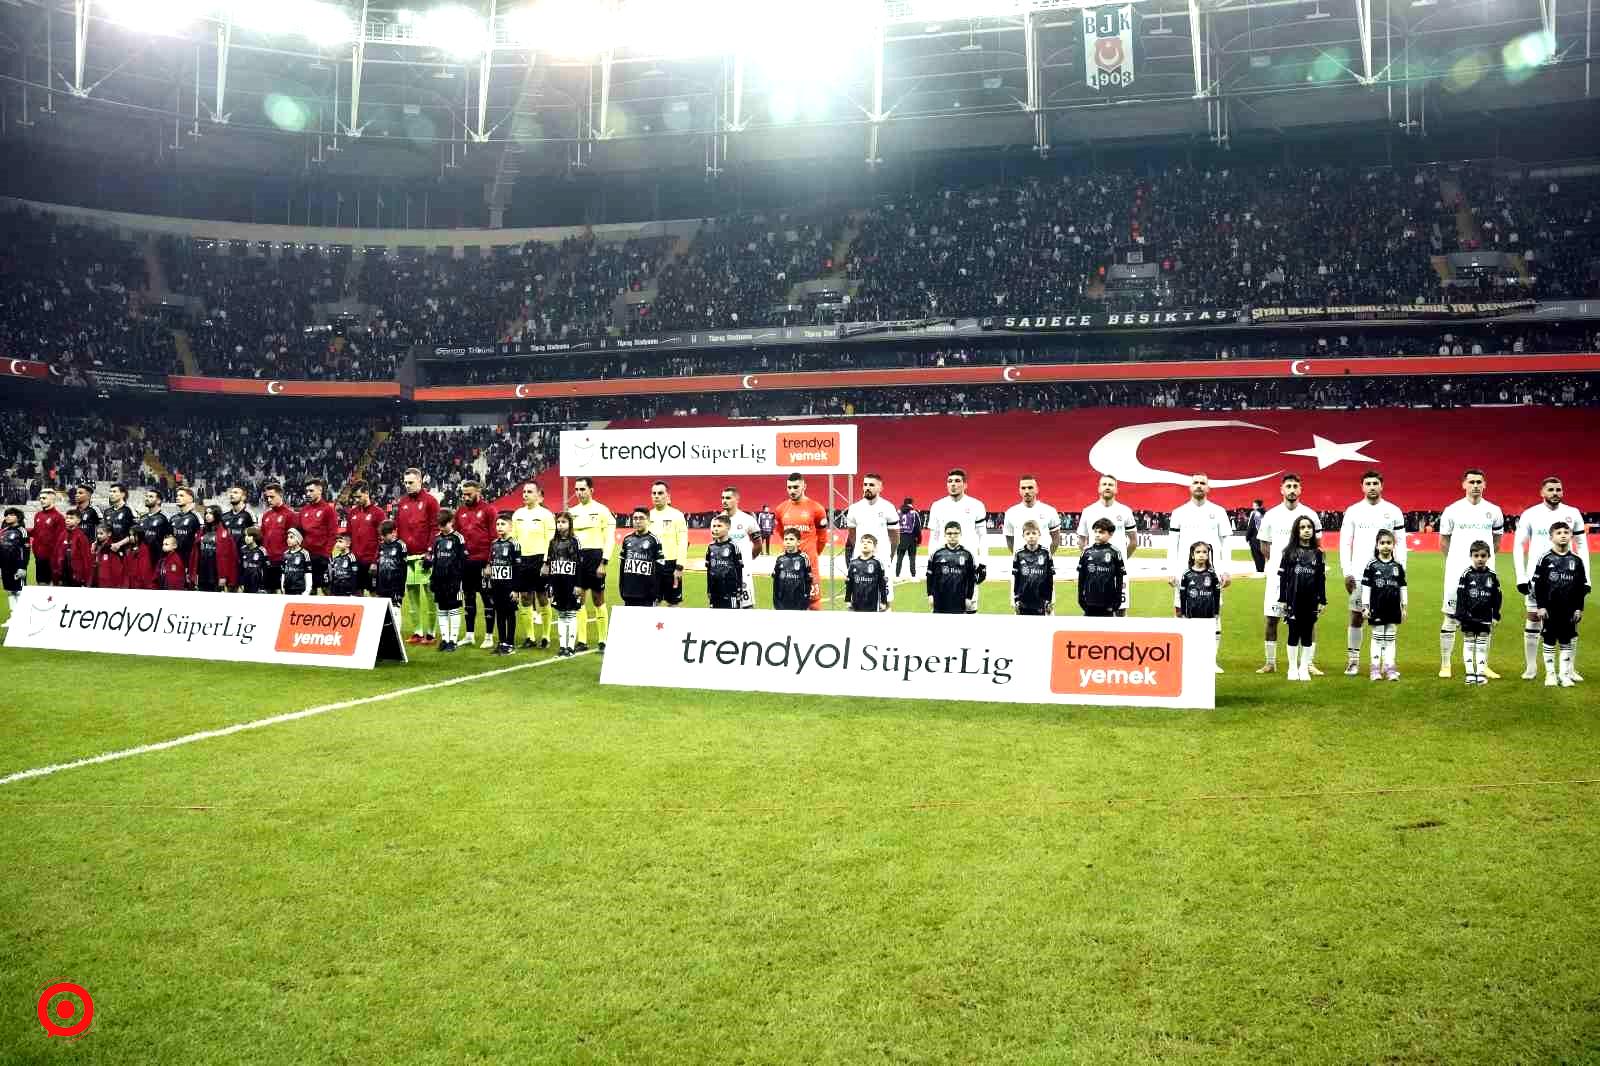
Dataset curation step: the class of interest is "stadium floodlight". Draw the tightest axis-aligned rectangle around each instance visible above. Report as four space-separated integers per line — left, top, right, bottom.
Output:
506 0 616 59
99 0 212 35
227 1 356 46
416 3 488 58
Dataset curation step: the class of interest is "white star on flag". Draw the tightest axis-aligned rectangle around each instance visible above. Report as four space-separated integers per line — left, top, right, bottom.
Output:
1281 435 1378 470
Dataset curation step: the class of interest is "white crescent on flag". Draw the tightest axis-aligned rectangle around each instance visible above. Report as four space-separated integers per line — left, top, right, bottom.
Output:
265 380 285 395
1087 419 1282 488
741 375 759 389
1290 359 1312 376
7 359 24 376
1001 366 1021 382
515 384 532 398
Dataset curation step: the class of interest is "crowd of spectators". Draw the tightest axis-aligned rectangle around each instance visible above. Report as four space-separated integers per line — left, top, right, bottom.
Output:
4 161 1597 384
0 208 172 374
642 211 845 332
360 420 570 505
0 410 147 502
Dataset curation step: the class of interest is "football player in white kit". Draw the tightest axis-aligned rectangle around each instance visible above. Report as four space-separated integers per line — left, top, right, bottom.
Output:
1003 475 1062 552
1339 470 1407 675
1256 473 1322 674
719 486 762 609
1168 473 1233 589
1438 468 1506 679
1075 474 1138 616
845 473 901 563
928 469 989 614
1513 476 1589 680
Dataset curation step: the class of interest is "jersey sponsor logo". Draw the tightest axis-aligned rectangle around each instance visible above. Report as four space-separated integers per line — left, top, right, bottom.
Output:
622 558 655 576
1050 631 1183 698
549 559 578 577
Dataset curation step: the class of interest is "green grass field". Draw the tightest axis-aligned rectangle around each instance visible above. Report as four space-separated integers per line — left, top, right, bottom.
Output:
3 552 1597 1064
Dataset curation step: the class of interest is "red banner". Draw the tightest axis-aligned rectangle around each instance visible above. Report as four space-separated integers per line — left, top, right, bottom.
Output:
167 376 402 399
538 408 1598 514
1 358 53 381
415 353 1600 404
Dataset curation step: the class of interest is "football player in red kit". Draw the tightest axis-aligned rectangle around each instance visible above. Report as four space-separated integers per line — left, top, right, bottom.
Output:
258 483 298 594
297 477 339 594
345 480 386 592
453 479 499 648
394 467 441 643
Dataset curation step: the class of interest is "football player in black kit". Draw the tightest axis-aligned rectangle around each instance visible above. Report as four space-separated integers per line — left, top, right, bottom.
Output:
927 521 980 616
133 489 171 590
771 529 814 611
425 509 467 652
1177 540 1224 672
705 514 746 609
1360 528 1408 681
1532 520 1589 687
219 485 254 582
1011 520 1055 616
618 507 665 608
487 514 522 655
845 533 891 612
1077 518 1127 618
104 483 136 557
328 534 364 598
170 487 202 564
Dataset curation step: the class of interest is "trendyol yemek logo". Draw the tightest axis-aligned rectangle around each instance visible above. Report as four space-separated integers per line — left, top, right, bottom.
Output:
1050 631 1183 697
274 603 361 656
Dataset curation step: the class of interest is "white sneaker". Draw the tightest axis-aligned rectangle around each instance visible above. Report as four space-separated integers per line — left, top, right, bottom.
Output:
1544 674 1559 687
1438 665 1452 678
1214 663 1224 674
1559 674 1577 688
1307 664 1325 677
1369 669 1382 681
1484 666 1501 680
1570 669 1585 682
1256 663 1276 674
481 635 496 649
1345 662 1361 676
1385 668 1402 681
1521 667 1539 680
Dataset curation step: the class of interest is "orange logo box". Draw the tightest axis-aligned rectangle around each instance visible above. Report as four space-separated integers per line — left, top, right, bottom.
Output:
1049 631 1183 698
775 431 839 467
274 602 362 656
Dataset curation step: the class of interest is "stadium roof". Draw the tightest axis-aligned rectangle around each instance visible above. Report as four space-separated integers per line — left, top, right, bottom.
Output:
0 0 1590 188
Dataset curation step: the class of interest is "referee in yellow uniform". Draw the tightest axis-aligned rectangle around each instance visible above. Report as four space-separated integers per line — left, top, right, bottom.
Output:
567 476 616 650
511 482 556 648
647 480 689 606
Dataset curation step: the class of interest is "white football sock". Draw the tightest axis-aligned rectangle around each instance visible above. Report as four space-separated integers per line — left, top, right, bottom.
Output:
1560 644 1575 678
1286 644 1301 675
1382 625 1399 671
1264 640 1277 668
1305 643 1316 674
1440 622 1457 669
1525 625 1543 674
1543 642 1558 678
1347 626 1362 664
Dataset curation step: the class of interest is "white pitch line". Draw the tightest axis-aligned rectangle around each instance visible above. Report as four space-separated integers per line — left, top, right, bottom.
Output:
0 651 593 788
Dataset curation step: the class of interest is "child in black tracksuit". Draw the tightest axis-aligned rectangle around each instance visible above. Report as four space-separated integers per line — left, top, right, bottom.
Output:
328 534 363 598
1454 540 1502 686
424 509 467 651
705 514 746 609
1532 520 1588 687
239 528 268 594
373 521 409 609
280 530 312 596
1076 518 1126 618
1276 515 1326 682
845 533 891 612
545 512 583 655
771 529 814 611
618 508 664 608
487 514 522 654
1177 540 1224 672
927 521 980 616
1011 521 1054 616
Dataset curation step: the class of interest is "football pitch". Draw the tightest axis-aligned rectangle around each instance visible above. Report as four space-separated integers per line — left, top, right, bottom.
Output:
2 552 1597 1064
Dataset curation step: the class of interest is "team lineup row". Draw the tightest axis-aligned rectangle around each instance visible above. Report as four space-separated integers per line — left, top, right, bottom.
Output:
0 466 1589 682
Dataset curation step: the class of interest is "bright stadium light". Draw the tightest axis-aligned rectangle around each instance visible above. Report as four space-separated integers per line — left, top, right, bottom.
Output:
416 3 488 58
228 1 355 46
99 0 211 35
506 0 616 59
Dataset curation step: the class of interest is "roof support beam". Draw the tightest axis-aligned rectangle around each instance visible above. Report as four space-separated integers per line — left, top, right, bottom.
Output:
1355 0 1374 84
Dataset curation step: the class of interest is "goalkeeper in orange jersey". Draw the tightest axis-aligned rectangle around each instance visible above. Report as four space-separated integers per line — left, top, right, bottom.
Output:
772 472 830 610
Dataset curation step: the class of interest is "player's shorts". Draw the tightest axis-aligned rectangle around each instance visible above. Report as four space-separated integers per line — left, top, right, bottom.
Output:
1442 584 1456 616
2 566 23 594
310 555 330 594
516 555 544 595
741 572 756 609
1524 591 1542 613
265 562 284 594
1263 574 1284 617
656 565 683 605
1348 582 1364 614
432 579 462 611
578 548 606 592
1081 606 1115 618
32 557 53 585
622 596 654 608
462 560 487 597
406 556 428 587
